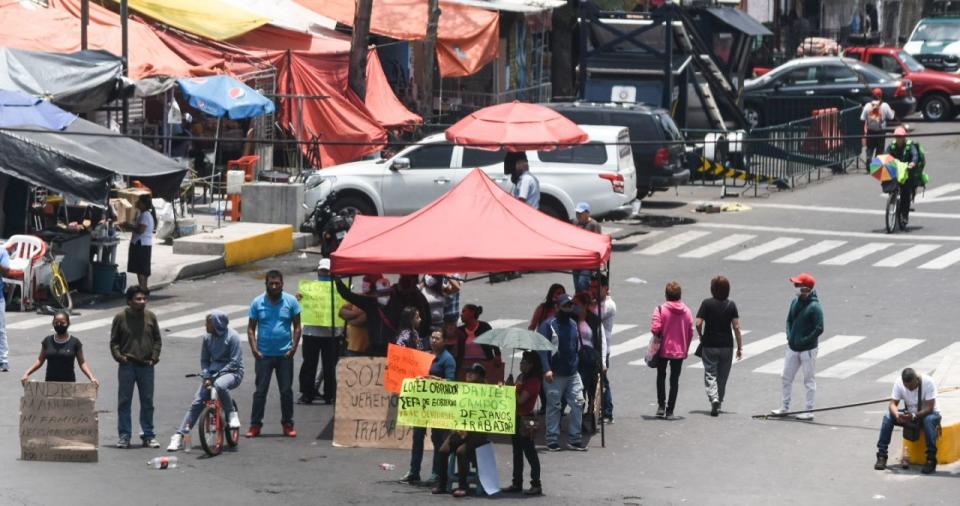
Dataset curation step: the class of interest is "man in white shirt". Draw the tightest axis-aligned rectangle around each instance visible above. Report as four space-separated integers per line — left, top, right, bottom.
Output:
861 88 896 162
874 368 941 474
511 156 540 209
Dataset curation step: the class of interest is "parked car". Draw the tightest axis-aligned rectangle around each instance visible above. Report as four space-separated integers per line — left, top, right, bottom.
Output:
743 57 917 128
542 102 688 199
904 16 960 73
303 125 637 222
844 46 960 120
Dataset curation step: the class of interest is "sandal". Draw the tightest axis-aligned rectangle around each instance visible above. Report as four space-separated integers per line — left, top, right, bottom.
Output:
452 489 468 498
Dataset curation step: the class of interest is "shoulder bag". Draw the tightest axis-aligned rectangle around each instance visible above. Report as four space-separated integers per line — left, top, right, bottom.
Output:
644 306 664 368
902 381 923 442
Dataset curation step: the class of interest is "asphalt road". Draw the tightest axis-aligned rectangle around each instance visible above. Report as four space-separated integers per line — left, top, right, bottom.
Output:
2 122 960 505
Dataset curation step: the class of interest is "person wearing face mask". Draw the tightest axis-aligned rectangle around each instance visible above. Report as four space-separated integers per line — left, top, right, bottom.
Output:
296 258 345 405
770 273 824 421
537 294 587 452
336 276 399 356
21 311 99 386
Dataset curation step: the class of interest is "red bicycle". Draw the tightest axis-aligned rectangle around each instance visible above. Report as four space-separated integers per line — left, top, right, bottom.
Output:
185 373 239 456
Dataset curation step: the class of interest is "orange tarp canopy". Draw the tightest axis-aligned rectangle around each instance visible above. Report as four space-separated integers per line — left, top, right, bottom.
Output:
296 0 499 77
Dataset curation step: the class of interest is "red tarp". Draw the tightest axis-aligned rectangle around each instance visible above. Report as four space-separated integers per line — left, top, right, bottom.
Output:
331 169 612 274
296 0 499 77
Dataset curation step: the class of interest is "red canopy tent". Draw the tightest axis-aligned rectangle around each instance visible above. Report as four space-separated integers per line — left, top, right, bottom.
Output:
330 169 611 275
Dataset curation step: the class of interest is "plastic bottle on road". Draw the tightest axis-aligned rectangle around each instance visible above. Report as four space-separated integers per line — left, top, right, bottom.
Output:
378 463 395 471
182 433 192 453
147 456 178 469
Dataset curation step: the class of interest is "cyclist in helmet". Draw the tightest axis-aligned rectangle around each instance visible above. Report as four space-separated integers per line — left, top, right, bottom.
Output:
886 126 921 223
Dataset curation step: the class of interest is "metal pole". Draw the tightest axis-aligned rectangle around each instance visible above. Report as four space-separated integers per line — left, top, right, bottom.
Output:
214 118 222 228
662 5 674 111
120 0 129 135
81 0 89 50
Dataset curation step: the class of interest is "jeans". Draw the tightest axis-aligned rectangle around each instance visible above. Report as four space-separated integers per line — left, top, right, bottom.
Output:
877 411 942 459
299 336 338 401
781 347 817 410
511 431 541 486
544 373 584 445
0 297 7 365
178 373 242 434
250 355 294 427
409 427 448 478
117 363 155 440
601 360 613 418
702 347 733 404
656 358 684 411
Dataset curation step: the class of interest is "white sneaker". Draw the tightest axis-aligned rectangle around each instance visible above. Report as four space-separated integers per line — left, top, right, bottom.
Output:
769 408 789 416
228 411 241 429
167 433 182 452
795 412 815 421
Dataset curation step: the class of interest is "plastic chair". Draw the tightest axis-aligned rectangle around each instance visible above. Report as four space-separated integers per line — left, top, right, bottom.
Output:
3 235 47 310
226 155 260 182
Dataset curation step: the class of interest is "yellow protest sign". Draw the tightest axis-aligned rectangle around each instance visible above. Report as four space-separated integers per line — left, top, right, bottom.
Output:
299 279 345 327
397 378 516 434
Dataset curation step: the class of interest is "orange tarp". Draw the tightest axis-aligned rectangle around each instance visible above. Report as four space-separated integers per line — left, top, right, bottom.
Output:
296 0 499 77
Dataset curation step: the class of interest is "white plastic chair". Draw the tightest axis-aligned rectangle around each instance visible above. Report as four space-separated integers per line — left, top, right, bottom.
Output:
2 235 47 311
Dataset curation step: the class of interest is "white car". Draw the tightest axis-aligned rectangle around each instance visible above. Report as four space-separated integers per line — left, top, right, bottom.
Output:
303 125 637 221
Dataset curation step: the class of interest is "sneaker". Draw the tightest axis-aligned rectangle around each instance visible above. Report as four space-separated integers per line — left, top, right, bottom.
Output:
0 363 8 372
503 483 523 493
228 411 241 429
296 395 313 405
874 453 887 471
524 486 543 496
143 438 161 449
545 443 561 452
167 433 183 452
116 437 131 449
604 416 615 425
900 456 910 469
282 423 297 437
245 425 261 438
795 412 815 421
399 472 421 484
567 442 588 452
665 410 675 420
921 459 937 475
710 401 720 417
769 408 789 417
655 406 666 418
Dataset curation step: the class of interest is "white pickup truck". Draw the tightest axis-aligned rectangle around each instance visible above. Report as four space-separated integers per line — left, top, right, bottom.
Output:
303 124 637 221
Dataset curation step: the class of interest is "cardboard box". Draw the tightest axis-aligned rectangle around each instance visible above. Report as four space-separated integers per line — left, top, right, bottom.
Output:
115 188 151 209
109 198 135 225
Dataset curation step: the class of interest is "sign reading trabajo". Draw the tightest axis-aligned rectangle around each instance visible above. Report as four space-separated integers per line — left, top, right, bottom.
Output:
333 357 425 449
20 381 99 462
397 378 516 434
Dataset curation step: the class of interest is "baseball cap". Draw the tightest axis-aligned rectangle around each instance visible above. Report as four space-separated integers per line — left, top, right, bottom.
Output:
556 293 574 306
317 258 331 271
789 273 816 289
872 87 883 98
468 363 487 378
575 202 590 214
894 126 908 137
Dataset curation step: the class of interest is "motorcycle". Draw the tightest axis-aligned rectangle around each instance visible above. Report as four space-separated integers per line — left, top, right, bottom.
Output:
301 191 356 257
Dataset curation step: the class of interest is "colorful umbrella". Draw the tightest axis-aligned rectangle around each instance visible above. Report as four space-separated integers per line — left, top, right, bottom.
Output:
445 101 588 152
176 75 275 120
869 154 907 184
0 89 76 130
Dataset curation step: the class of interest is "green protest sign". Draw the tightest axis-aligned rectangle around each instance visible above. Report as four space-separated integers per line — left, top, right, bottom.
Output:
298 279 345 327
396 378 516 434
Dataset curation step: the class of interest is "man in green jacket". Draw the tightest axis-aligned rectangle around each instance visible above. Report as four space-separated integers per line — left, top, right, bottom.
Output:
770 273 823 421
110 286 162 448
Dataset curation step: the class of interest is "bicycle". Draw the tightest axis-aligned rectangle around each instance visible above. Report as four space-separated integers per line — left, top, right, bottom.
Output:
883 181 909 234
48 253 72 312
184 373 239 456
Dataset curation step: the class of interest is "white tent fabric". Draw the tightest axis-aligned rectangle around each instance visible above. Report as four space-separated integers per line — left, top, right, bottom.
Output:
219 0 337 33
445 0 566 13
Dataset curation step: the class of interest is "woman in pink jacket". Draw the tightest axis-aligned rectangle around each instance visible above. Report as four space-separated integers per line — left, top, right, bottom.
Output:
650 282 694 419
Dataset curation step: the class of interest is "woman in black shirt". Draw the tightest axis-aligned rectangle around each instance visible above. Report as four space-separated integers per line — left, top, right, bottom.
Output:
21 311 99 385
695 276 742 417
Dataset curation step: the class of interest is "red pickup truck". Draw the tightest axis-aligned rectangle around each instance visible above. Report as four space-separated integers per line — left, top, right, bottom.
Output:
844 46 960 121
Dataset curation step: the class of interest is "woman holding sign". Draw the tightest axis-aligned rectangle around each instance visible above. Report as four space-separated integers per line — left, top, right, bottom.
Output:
506 352 543 496
21 311 99 386
401 331 456 484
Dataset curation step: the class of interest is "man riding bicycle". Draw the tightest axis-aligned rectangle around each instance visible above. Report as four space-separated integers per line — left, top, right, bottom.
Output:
168 311 244 451
887 126 923 223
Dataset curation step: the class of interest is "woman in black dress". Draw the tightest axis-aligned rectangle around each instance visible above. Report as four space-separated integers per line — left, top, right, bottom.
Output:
21 311 99 385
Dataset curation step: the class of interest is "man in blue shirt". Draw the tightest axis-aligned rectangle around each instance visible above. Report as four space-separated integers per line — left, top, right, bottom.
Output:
0 245 10 371
538 294 587 452
246 270 302 438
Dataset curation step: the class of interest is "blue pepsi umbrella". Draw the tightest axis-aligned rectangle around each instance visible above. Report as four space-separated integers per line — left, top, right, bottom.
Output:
0 89 77 130
176 75 275 120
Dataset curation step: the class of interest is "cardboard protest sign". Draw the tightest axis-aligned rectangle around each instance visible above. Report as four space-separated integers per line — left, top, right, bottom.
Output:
397 378 516 434
20 381 99 462
384 344 434 394
333 357 427 449
298 279 345 327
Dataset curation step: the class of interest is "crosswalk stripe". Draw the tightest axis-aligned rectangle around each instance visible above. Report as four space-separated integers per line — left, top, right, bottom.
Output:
772 240 847 264
160 305 247 330
635 230 711 256
69 302 202 332
679 234 756 259
873 244 942 267
876 342 960 383
609 333 652 358
616 231 663 245
688 332 782 369
917 247 960 270
602 227 622 235
819 338 924 379
753 335 865 374
725 237 802 261
7 309 107 330
168 317 251 340
819 242 894 266
610 324 637 335
489 319 526 329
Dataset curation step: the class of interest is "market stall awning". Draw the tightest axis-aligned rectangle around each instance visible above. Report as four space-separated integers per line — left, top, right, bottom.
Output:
106 0 270 41
0 119 187 203
331 169 611 274
446 0 565 13
177 75 275 119
0 48 126 113
705 7 772 37
220 0 337 33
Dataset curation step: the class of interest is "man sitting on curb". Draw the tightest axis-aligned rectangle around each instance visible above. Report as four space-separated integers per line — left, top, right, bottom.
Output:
875 367 941 474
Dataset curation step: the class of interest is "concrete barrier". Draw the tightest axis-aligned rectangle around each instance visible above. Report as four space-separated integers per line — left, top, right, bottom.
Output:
174 223 294 268
903 353 960 464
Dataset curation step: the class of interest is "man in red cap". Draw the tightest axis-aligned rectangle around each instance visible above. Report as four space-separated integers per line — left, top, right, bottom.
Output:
771 273 824 420
861 87 895 163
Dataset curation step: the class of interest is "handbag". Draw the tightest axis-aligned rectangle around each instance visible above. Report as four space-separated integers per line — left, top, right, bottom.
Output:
693 343 703 358
519 414 543 438
644 306 664 368
901 383 923 442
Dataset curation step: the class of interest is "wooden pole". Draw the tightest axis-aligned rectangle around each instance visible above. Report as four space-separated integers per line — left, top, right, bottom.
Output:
81 0 89 50
418 0 441 122
348 0 374 99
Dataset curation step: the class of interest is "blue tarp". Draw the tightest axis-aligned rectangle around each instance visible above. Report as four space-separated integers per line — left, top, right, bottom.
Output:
0 89 77 130
176 75 275 120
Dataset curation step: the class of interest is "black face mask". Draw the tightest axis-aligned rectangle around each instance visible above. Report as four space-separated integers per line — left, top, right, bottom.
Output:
53 324 69 335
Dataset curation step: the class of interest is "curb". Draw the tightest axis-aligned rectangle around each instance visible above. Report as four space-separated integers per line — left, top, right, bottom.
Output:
223 225 294 267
